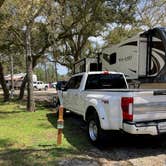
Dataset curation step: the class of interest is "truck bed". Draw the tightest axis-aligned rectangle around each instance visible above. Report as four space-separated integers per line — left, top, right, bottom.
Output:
133 91 166 122
85 89 166 122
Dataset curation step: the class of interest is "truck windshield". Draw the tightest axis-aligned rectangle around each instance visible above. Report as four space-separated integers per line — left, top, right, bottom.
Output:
85 74 127 89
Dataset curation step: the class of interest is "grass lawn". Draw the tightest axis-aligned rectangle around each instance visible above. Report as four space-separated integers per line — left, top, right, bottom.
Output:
0 98 92 165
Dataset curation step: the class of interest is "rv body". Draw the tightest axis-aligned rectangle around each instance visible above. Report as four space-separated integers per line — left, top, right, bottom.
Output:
102 27 166 82
4 73 37 89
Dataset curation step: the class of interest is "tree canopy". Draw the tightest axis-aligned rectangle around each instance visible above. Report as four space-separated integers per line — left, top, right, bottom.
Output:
0 0 165 107
47 0 138 70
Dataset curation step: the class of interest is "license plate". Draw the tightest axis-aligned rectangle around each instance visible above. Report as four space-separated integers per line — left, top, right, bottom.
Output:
158 122 166 131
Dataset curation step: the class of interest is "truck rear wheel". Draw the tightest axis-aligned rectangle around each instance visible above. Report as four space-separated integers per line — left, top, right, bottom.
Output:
87 113 106 145
34 86 38 90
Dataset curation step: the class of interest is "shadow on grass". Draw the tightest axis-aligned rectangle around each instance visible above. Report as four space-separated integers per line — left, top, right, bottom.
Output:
0 138 14 148
46 112 166 161
47 112 90 150
0 111 26 114
0 147 79 166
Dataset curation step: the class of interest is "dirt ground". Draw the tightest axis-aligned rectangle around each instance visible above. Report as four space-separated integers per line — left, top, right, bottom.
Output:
42 89 166 166
59 113 166 166
1 88 166 166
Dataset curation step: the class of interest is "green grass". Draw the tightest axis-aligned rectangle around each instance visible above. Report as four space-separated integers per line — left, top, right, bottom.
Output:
0 99 92 165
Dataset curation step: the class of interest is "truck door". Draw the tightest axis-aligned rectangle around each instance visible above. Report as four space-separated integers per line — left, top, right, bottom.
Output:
39 81 43 90
63 75 83 112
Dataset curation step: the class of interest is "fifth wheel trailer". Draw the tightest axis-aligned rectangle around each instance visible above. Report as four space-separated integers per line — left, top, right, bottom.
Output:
101 27 166 86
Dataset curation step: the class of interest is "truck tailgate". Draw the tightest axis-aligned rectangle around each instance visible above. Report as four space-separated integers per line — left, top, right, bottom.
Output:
133 91 166 122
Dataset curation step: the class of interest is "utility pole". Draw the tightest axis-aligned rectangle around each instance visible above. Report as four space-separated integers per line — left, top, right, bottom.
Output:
47 59 58 82
44 62 48 82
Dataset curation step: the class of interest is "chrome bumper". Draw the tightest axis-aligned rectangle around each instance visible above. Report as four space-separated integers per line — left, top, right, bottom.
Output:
123 122 160 135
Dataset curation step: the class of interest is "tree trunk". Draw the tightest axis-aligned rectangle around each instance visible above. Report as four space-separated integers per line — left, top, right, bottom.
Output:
18 54 39 100
0 62 10 102
10 54 14 98
0 0 5 8
44 63 48 82
18 74 27 100
18 53 40 100
26 27 35 112
54 61 58 82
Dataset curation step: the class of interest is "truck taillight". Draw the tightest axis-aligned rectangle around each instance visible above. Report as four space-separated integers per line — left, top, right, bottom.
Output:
103 71 109 74
121 97 133 121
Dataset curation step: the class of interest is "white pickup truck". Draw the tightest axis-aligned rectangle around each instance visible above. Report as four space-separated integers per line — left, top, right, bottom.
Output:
61 71 166 145
33 81 49 91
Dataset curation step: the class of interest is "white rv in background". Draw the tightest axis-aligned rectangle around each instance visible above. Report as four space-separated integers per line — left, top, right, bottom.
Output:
102 27 166 83
4 73 37 89
74 28 166 88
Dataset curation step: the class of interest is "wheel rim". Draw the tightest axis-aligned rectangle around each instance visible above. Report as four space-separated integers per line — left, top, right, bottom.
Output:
89 120 98 141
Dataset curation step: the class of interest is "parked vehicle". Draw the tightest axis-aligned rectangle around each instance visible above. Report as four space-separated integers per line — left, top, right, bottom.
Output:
74 27 166 87
4 73 37 89
101 27 166 82
33 81 49 91
51 82 57 88
60 71 166 145
56 81 68 90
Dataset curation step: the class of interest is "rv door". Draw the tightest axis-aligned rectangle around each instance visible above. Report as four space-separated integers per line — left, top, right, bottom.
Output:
138 34 148 77
139 28 166 80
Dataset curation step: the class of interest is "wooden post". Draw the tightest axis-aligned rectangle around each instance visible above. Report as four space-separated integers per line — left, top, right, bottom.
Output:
57 105 64 145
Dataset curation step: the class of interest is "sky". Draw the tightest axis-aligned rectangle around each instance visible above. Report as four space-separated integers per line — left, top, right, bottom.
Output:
57 64 68 75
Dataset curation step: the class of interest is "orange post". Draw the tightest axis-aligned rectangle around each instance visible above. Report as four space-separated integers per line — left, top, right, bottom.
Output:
57 105 64 145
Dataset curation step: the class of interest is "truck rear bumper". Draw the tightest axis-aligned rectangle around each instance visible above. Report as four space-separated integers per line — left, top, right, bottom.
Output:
123 122 159 135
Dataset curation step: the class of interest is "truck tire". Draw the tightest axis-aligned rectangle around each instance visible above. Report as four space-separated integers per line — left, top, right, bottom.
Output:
53 97 60 110
44 86 48 91
34 86 38 90
87 113 106 146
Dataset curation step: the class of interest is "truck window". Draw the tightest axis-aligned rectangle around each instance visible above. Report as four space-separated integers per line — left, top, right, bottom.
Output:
85 74 127 89
65 75 83 89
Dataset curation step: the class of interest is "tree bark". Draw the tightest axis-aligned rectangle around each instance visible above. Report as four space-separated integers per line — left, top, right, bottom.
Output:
10 54 14 98
54 61 58 82
18 74 27 100
26 27 35 112
0 62 10 102
18 54 41 100
0 0 5 8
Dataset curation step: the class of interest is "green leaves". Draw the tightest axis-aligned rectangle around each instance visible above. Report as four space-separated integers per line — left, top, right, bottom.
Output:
48 0 139 70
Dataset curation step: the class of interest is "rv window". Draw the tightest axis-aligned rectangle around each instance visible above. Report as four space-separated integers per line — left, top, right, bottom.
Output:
109 53 116 65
